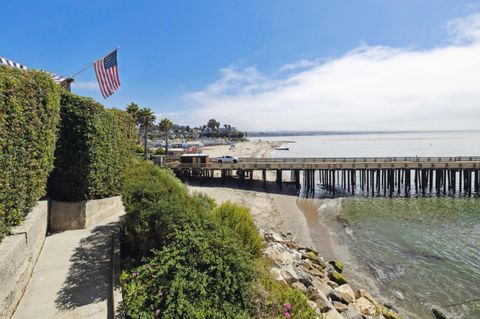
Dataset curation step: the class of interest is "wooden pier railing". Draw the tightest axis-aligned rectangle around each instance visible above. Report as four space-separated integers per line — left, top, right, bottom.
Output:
170 156 480 197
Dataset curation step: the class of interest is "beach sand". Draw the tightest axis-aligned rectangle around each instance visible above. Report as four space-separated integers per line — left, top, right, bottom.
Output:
188 140 316 251
187 140 385 300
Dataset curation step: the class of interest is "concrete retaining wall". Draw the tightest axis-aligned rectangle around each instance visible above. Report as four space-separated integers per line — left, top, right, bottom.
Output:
0 201 48 319
50 196 123 231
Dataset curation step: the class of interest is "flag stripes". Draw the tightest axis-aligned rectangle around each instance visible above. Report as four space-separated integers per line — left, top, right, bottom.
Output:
94 49 120 98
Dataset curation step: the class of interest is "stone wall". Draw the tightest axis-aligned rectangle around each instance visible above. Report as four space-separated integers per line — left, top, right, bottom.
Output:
50 196 123 231
0 201 48 319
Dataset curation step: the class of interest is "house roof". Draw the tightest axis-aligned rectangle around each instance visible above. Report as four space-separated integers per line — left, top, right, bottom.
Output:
0 55 70 84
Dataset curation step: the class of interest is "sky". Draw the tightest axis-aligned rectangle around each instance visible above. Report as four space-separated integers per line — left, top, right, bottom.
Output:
2 0 480 131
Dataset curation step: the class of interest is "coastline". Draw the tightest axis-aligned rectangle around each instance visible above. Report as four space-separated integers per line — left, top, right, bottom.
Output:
187 140 407 317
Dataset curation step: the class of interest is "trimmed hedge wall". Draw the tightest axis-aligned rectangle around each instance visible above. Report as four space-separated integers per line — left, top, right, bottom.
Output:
0 66 61 240
47 92 136 201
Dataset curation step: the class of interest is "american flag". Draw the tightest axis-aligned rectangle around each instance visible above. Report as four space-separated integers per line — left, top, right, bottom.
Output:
94 49 120 98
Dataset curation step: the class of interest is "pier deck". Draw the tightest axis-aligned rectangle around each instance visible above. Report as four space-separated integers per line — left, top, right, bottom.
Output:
171 156 480 197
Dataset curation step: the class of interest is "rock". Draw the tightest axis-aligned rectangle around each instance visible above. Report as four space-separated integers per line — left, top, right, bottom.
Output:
333 301 349 313
291 281 307 291
325 309 345 319
327 280 339 288
305 266 325 278
432 308 448 319
296 268 314 287
270 267 284 281
329 260 344 273
281 267 299 283
355 289 377 306
353 297 377 316
286 242 299 250
328 290 346 304
280 251 294 266
335 284 355 304
342 304 364 319
382 308 402 319
307 287 333 312
329 271 348 285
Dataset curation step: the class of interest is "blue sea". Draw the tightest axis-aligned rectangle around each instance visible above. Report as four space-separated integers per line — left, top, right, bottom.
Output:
259 131 480 319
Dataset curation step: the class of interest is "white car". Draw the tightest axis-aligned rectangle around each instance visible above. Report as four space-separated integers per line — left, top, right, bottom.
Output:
216 155 238 163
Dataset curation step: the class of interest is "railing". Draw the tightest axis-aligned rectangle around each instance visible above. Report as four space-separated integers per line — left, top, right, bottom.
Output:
232 156 480 163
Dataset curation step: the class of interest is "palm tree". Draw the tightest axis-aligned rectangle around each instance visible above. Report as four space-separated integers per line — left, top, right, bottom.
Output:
137 107 156 159
126 102 140 126
159 118 174 154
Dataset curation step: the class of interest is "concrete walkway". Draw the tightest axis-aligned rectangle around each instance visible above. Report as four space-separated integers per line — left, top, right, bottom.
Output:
12 212 124 319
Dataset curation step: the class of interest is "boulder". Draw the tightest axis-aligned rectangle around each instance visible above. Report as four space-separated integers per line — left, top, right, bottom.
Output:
281 266 299 283
382 308 402 319
329 260 344 273
353 297 377 316
307 287 333 312
305 266 325 278
333 301 349 313
270 267 284 281
342 304 364 319
355 289 377 306
335 284 355 304
329 271 348 285
291 281 307 291
328 280 339 288
296 268 314 287
432 308 447 319
325 309 344 319
328 290 346 304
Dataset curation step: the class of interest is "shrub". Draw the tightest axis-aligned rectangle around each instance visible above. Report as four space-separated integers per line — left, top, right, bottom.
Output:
47 92 136 201
121 162 193 258
121 162 255 318
212 201 263 256
121 222 254 319
135 144 144 154
0 66 60 240
154 147 165 155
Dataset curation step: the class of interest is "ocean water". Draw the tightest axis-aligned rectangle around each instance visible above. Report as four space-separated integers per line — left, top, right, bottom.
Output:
258 132 480 319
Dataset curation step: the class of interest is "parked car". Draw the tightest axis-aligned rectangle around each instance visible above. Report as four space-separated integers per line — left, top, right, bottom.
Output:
216 155 238 163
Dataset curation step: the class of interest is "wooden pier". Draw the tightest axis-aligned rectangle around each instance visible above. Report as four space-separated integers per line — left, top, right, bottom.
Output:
171 156 480 197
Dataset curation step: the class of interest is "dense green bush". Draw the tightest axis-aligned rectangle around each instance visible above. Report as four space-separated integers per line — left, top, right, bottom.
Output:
121 220 255 319
47 92 136 201
212 201 263 257
121 162 316 318
0 66 60 240
121 162 255 318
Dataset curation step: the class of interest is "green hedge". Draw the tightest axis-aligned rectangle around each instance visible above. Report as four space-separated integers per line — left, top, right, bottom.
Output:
47 92 136 201
0 66 61 240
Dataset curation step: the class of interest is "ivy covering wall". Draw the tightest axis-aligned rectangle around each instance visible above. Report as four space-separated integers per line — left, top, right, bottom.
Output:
0 66 61 240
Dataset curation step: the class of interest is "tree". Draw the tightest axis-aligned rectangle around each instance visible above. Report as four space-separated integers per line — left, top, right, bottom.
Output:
137 107 156 159
126 102 140 127
207 118 220 133
159 118 174 154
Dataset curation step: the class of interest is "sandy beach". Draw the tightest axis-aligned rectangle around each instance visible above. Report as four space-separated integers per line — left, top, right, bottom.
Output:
188 141 316 248
187 140 387 303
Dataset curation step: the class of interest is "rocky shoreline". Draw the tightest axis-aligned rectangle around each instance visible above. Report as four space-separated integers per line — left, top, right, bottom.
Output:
262 230 402 319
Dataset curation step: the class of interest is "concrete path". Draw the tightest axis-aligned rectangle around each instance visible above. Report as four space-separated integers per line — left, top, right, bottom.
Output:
12 212 124 319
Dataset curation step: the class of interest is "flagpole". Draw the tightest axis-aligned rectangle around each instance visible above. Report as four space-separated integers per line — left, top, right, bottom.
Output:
69 46 119 79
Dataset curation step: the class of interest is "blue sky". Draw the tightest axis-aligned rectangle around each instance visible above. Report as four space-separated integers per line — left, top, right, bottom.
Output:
2 1 480 130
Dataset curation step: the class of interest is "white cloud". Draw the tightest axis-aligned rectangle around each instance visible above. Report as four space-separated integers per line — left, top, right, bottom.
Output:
182 12 480 131
71 80 99 91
